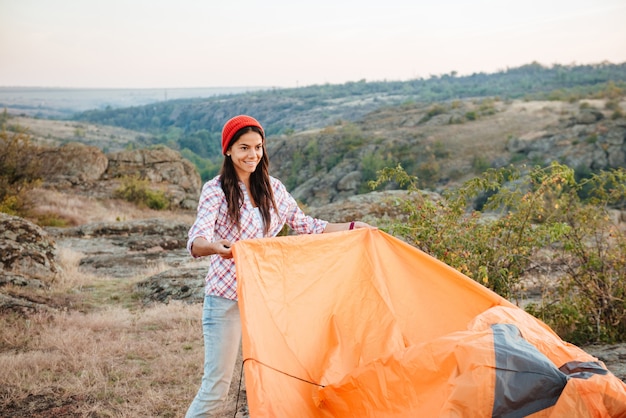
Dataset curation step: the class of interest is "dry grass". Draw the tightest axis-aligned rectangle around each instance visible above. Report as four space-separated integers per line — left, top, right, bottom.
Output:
12 116 144 153
26 188 196 226
0 291 204 417
1 192 205 417
54 248 101 293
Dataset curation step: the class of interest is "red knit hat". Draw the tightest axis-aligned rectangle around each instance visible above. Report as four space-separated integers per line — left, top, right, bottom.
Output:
221 115 264 155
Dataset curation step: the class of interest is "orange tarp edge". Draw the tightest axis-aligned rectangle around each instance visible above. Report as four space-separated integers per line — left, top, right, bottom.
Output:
233 229 626 417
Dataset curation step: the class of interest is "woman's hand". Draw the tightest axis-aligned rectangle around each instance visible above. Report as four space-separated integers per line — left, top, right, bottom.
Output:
213 239 234 259
191 237 234 258
323 221 377 233
350 221 376 230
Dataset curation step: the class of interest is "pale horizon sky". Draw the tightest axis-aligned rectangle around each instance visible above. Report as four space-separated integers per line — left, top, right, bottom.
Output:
1 0 625 89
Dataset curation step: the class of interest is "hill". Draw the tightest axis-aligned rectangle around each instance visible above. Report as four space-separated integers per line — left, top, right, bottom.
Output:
69 61 626 154
3 61 626 204
10 95 625 207
58 61 626 189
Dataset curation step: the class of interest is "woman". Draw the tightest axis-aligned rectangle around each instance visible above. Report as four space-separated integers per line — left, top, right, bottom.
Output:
185 115 373 416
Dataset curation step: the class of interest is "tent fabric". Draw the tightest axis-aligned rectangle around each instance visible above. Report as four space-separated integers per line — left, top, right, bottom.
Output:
232 229 626 417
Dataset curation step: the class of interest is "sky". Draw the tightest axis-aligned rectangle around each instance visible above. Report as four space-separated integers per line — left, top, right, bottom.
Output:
1 0 625 89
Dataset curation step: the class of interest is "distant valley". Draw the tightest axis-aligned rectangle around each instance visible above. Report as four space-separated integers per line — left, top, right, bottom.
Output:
0 85 266 118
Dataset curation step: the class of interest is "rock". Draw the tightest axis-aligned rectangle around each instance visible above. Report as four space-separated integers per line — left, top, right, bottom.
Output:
308 189 440 224
49 218 189 241
79 250 188 278
106 146 202 209
135 266 206 304
507 117 626 172
38 142 109 186
0 273 46 288
583 344 626 381
0 293 53 313
336 171 361 191
0 213 60 312
506 131 549 153
38 143 202 209
423 113 452 126
576 109 604 124
0 213 59 282
48 218 192 279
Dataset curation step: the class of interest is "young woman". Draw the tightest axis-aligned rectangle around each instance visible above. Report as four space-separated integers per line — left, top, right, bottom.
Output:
185 115 373 416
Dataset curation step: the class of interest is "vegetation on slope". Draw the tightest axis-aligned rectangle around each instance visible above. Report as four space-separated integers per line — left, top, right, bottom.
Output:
72 62 626 184
74 62 626 139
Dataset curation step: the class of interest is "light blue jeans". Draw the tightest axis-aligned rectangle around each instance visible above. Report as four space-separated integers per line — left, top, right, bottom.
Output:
186 295 242 417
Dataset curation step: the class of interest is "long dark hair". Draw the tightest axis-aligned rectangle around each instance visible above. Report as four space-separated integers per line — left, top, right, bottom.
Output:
220 126 278 236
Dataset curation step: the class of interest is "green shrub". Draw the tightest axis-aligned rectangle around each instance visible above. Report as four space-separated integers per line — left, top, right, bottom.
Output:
611 109 624 120
433 141 449 159
540 168 626 344
359 152 392 193
114 176 170 210
471 156 490 173
34 213 70 227
0 195 21 216
0 126 42 216
371 162 626 344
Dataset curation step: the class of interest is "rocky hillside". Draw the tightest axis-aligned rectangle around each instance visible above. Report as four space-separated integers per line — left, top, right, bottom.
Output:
35 142 201 210
11 97 626 208
267 98 626 206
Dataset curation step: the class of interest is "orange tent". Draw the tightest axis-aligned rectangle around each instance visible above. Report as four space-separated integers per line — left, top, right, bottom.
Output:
233 229 626 417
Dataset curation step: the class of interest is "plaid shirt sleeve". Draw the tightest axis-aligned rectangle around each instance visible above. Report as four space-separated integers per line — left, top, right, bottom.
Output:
187 177 223 254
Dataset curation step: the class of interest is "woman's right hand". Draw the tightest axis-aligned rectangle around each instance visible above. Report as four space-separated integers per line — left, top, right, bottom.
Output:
213 239 234 259
190 237 233 258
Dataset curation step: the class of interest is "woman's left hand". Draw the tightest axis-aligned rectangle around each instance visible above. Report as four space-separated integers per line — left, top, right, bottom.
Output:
323 221 377 233
350 221 377 230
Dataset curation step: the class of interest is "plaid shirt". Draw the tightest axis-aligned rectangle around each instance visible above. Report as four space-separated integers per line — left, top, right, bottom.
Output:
187 175 328 300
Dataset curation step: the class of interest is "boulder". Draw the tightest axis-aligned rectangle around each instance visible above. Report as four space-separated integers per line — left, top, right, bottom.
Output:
135 266 206 304
0 213 60 312
576 109 604 124
0 213 59 283
106 146 202 209
38 143 202 209
38 142 108 186
336 171 361 192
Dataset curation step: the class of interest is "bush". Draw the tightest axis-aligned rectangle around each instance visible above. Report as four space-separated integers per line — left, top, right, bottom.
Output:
359 151 392 193
371 162 626 344
539 168 626 344
114 176 170 210
471 156 490 173
0 126 43 215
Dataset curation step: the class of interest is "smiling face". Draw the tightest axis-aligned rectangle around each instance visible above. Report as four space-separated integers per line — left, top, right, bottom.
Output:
226 130 264 182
